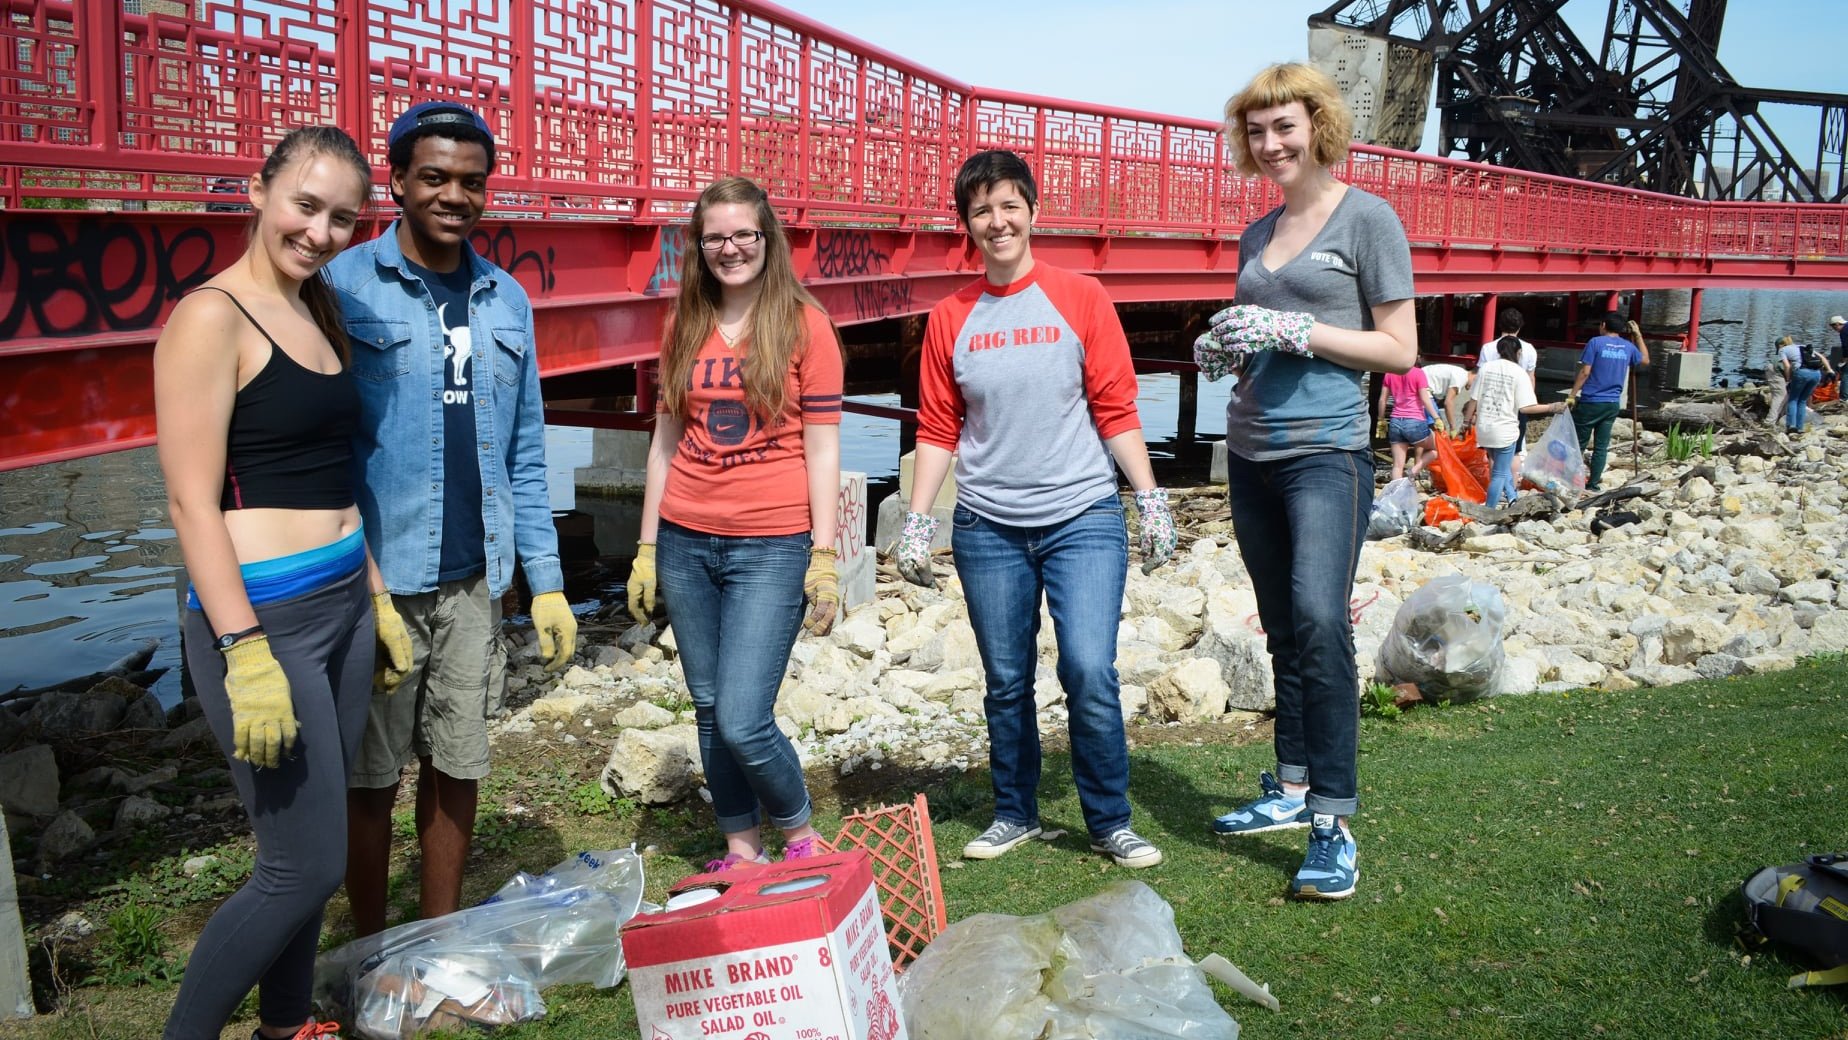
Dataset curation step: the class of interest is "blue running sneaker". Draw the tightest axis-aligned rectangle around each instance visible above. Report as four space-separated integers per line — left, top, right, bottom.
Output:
1290 814 1358 901
1211 771 1311 835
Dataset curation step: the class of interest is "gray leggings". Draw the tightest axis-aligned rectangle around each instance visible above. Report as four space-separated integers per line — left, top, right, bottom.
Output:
163 565 373 1039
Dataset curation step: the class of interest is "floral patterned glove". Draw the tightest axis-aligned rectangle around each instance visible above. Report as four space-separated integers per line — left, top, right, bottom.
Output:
1134 488 1177 573
894 511 938 589
1205 304 1317 359
1192 330 1244 383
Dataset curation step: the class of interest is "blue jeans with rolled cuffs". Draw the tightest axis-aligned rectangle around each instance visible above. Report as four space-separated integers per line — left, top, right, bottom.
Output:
1223 447 1369 817
951 494 1133 838
657 521 813 834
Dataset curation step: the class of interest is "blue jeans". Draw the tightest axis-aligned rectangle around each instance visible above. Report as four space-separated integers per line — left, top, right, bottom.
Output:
657 521 812 833
1485 443 1518 507
951 494 1132 837
1787 368 1822 431
1222 448 1369 817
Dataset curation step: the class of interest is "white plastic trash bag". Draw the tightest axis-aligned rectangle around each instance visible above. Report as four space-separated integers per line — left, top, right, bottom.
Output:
1366 477 1420 540
314 848 645 1039
1520 412 1588 498
1376 574 1508 703
897 881 1255 1040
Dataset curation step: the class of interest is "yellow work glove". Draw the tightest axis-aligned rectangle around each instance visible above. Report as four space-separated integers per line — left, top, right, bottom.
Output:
531 590 577 673
627 542 657 625
802 546 840 637
373 591 413 694
221 634 297 769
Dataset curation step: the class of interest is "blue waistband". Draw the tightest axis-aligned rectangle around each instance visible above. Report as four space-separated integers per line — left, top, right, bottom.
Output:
187 527 366 611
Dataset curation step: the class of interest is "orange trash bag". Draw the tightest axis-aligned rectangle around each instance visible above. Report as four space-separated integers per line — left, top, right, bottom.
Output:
1428 430 1487 504
1423 497 1463 526
1815 378 1840 404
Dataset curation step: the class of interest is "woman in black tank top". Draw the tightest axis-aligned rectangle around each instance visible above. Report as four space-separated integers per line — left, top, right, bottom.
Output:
153 127 411 1040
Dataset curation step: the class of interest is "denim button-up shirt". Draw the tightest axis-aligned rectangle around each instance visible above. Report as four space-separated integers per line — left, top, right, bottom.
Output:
326 222 562 599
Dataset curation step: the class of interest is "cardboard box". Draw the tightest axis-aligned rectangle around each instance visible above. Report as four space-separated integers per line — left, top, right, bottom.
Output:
623 850 907 1040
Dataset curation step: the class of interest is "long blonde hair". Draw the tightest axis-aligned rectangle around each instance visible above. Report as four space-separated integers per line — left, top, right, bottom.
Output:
661 177 831 422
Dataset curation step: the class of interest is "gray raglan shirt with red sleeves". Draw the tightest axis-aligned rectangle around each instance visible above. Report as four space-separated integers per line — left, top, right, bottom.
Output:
916 262 1143 526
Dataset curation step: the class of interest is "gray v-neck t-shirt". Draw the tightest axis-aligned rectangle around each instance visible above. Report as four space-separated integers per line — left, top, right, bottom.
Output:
1224 186 1414 461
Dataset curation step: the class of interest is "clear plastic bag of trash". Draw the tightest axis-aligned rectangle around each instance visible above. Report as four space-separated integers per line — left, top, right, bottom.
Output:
1375 574 1507 703
1520 412 1588 499
897 881 1244 1039
314 848 645 1039
1366 477 1421 540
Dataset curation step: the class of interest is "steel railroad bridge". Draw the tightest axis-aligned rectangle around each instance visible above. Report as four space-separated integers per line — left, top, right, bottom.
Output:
2 0 1846 472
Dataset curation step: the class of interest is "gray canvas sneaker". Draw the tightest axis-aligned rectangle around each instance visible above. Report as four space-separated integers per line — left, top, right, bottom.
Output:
962 819 1042 860
1090 827 1164 868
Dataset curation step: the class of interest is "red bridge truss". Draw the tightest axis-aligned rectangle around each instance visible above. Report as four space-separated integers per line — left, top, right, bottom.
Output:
3 0 1846 470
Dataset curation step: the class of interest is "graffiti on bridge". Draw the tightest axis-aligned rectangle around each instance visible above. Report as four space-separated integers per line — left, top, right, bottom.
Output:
815 229 889 279
645 226 686 296
852 279 913 322
469 225 556 294
0 216 218 338
835 475 866 559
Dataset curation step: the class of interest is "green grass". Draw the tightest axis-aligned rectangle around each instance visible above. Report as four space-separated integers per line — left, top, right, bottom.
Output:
18 663 1847 1039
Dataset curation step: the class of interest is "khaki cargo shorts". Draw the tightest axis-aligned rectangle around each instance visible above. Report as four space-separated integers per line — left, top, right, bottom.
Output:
350 573 506 788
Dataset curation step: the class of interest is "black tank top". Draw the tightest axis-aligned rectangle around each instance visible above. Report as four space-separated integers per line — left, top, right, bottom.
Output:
198 287 361 511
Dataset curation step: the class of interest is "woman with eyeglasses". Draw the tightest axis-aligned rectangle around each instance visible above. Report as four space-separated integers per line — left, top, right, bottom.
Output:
627 176 843 870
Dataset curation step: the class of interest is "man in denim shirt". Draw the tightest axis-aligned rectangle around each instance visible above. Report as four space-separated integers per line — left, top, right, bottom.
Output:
328 101 577 935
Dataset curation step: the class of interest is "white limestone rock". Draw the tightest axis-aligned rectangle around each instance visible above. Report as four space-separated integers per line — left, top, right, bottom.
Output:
600 728 699 805
1148 658 1231 722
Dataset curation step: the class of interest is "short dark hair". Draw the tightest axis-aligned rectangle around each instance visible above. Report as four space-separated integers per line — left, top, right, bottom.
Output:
1601 310 1626 333
1496 306 1524 335
953 150 1038 225
1498 335 1523 362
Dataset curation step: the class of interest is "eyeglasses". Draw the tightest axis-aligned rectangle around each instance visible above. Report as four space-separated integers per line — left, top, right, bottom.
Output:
698 229 765 251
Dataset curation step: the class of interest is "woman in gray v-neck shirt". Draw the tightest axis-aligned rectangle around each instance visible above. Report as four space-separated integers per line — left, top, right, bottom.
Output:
1200 63 1418 903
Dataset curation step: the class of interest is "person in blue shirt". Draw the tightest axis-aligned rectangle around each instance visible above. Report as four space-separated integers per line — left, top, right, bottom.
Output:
1828 315 1846 367
1566 311 1649 491
327 101 577 937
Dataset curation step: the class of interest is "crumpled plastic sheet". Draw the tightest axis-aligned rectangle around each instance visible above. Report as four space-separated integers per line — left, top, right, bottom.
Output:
1366 476 1421 540
313 848 645 1039
1376 574 1508 703
896 881 1239 1040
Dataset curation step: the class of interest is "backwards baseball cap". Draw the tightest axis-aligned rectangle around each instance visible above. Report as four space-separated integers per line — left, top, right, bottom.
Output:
387 101 493 150
1831 315 1846 326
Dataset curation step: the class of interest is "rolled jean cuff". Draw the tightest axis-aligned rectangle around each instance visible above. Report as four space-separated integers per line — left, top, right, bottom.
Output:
1306 793 1359 817
714 798 812 835
714 807 761 833
1277 763 1309 786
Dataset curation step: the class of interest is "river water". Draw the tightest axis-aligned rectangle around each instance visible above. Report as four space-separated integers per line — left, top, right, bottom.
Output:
3 287 1840 700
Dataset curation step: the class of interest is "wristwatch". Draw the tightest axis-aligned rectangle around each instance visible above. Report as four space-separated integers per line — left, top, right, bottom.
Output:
214 625 265 652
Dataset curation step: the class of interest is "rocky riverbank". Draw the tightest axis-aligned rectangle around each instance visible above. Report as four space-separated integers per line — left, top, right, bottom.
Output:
499 412 1848 807
5 412 1844 865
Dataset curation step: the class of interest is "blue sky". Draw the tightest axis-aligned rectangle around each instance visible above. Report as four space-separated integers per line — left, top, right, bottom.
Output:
772 0 1846 161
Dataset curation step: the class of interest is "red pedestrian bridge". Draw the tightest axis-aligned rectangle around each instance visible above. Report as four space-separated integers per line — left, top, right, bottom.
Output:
3 0 1846 471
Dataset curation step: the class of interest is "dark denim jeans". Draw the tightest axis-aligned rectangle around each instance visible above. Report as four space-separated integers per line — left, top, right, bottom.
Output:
1571 400 1623 491
657 521 812 833
951 494 1132 837
1223 448 1369 817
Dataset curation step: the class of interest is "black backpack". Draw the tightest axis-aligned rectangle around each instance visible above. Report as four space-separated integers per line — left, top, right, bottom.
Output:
1797 342 1824 371
1738 853 1848 987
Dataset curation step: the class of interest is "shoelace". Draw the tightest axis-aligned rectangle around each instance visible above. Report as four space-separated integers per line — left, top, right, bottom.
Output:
1303 828 1348 870
1104 829 1146 852
703 852 764 872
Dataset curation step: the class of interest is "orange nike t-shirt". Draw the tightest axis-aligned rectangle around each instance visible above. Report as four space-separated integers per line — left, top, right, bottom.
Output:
657 305 843 536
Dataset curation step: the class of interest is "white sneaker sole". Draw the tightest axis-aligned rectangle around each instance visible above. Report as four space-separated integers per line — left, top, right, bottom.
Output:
962 825 1041 860
1093 845 1164 868
1212 816 1311 836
